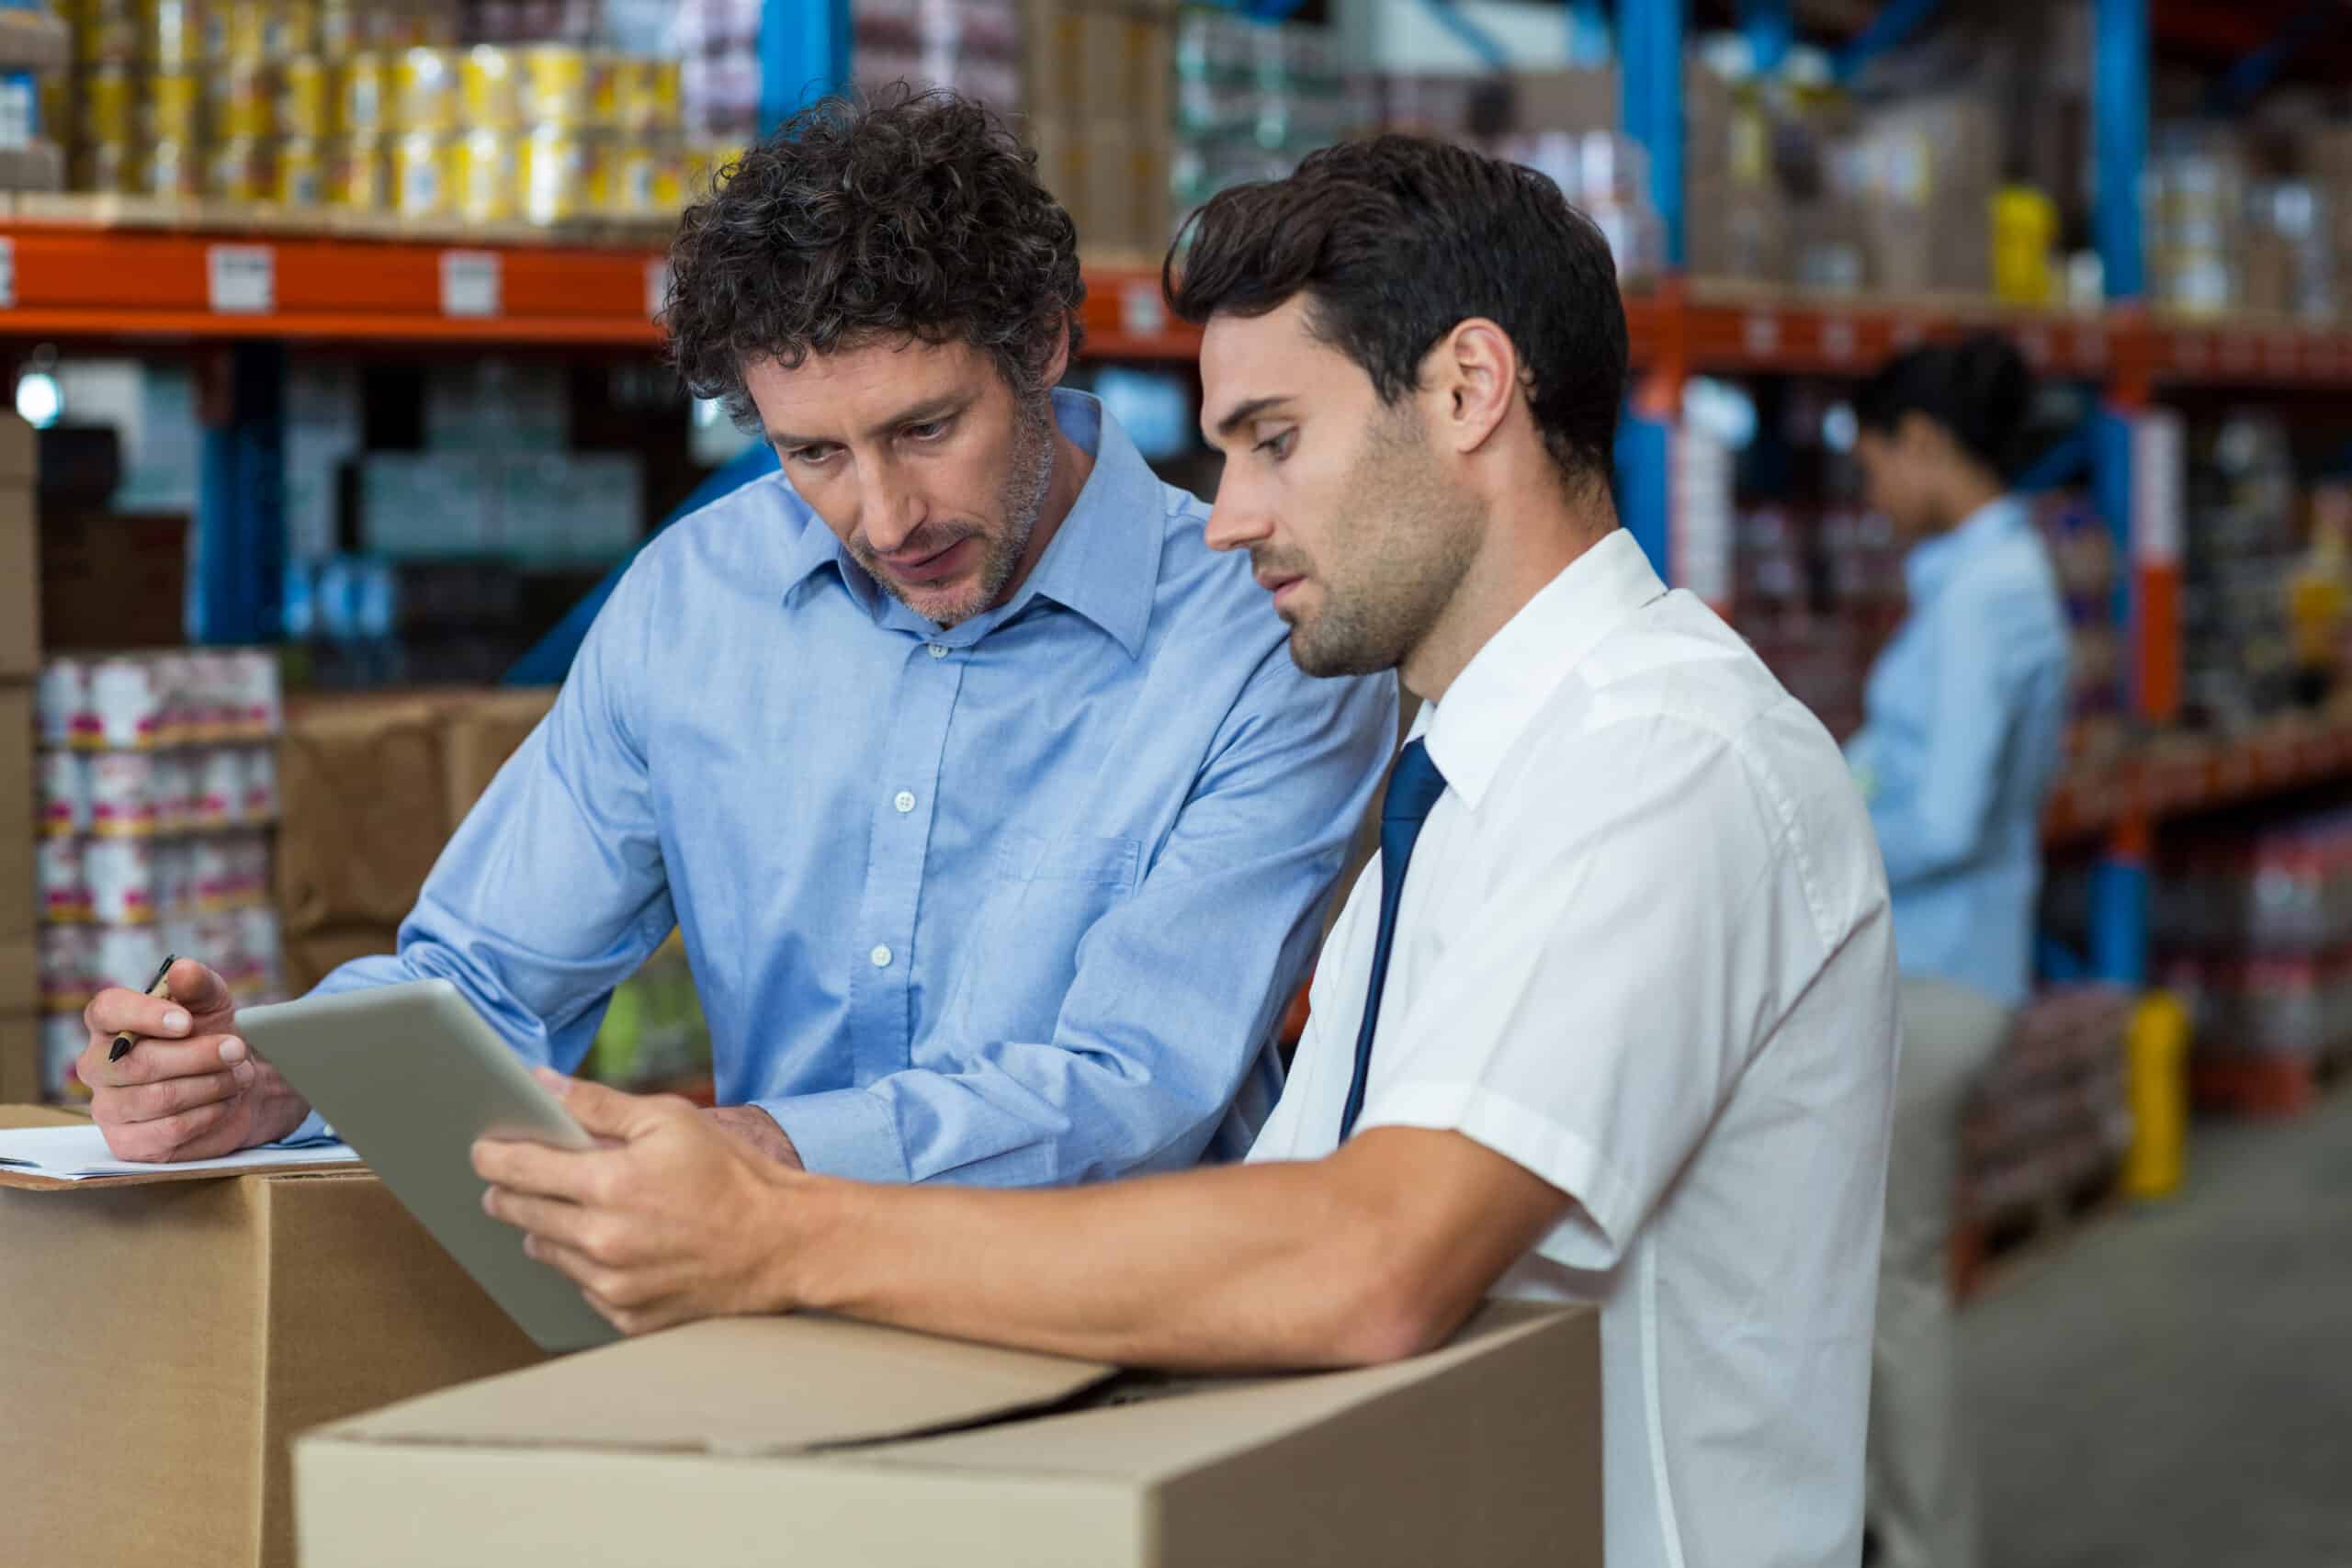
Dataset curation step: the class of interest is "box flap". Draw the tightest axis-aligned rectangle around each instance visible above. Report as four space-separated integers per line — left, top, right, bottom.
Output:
848 1301 1586 1482
318 1314 1118 1457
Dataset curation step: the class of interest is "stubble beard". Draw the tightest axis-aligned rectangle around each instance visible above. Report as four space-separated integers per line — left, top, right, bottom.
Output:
1282 413 1480 679
870 390 1060 629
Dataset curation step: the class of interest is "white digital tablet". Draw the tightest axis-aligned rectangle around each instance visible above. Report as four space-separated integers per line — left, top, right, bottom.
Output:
236 979 621 1352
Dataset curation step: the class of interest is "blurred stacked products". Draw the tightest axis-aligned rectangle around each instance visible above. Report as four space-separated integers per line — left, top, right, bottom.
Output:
1733 500 1905 741
2037 494 2129 763
1 414 40 1103
2147 121 2341 320
282 359 645 688
855 0 1018 113
1487 120 1666 286
28 649 286 1101
2183 412 2302 731
584 931 712 1092
1166 7 1365 254
1735 490 2116 753
52 0 709 222
0 0 68 191
1958 985 2135 1226
2155 807 2352 1076
1023 0 1180 259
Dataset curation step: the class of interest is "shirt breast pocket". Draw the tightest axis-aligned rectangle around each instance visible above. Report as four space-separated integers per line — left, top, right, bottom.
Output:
947 832 1144 1044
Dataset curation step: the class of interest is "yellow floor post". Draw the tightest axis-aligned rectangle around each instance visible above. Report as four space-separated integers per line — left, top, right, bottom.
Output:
2122 990 2191 1199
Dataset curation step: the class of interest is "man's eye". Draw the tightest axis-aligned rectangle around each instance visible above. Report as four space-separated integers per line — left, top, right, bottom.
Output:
907 420 950 442
1255 429 1296 460
787 446 837 465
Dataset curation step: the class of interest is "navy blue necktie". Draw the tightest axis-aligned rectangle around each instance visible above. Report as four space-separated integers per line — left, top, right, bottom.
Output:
1337 739 1449 1143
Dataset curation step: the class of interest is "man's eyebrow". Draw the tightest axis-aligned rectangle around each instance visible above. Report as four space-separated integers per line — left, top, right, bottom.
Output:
1205 394 1294 443
768 392 975 449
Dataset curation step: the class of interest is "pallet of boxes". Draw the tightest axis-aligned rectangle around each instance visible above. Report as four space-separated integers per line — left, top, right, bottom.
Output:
1020 0 1173 264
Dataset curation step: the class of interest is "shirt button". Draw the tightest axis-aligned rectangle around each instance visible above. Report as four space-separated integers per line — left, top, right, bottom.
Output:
893 790 916 814
869 944 893 968
927 643 947 659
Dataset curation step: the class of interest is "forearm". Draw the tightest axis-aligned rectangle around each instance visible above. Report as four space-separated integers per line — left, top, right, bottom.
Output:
767 1156 1414 1371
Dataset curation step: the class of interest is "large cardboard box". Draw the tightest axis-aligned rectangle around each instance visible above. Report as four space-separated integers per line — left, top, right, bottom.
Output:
2 679 32 951
0 490 34 679
38 511 189 651
298 1302 1600 1567
0 1106 547 1568
0 1014 37 1104
276 694 458 937
438 686 557 820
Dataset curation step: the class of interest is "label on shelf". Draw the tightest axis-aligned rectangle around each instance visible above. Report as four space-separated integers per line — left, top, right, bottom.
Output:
644 258 672 321
1742 312 1779 358
2131 411 2184 570
439 251 502 318
1820 317 1856 363
206 245 275 314
0 236 14 309
1670 427 1734 607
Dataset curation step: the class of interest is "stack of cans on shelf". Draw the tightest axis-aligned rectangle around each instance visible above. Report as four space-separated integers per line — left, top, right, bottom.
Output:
28 649 285 1102
1957 985 2136 1226
2155 807 2352 1075
52 0 709 222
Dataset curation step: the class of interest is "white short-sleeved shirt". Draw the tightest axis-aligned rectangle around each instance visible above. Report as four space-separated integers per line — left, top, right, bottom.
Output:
1250 529 1900 1568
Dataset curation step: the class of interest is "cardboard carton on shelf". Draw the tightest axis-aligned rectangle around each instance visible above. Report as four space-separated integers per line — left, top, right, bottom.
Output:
0 1014 37 1105
0 415 36 680
0 1106 546 1568
2 681 33 952
298 1301 1601 1568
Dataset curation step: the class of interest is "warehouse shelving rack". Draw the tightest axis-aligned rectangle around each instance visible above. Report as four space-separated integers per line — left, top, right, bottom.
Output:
8 0 2352 991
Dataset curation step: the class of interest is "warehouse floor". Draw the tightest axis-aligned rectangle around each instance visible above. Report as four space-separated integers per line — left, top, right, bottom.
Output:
1966 1084 2352 1566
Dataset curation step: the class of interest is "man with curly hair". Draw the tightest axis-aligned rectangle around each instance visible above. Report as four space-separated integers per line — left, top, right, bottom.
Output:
77 90 1396 1191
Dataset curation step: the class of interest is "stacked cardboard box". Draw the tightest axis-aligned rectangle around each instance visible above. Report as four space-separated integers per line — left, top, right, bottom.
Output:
1 417 40 1104
1685 71 1792 286
276 687 556 993
1958 986 2135 1225
1852 94 1997 298
1023 0 1174 259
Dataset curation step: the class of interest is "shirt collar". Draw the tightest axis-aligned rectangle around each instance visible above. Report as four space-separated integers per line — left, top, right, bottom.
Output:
1902 494 2024 605
1413 528 1668 811
777 389 1159 659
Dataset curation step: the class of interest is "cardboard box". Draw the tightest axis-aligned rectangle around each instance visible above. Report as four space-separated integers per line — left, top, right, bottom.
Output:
276 694 457 936
0 490 34 680
2 680 32 951
0 1015 37 1105
276 688 559 946
39 511 189 651
439 687 557 819
0 1106 546 1568
298 1302 1600 1567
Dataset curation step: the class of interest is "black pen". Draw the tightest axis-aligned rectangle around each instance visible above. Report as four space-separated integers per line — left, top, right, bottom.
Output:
107 953 180 1064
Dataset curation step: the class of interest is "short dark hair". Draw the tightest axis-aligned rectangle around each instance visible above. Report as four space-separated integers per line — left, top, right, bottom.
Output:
663 87 1086 428
1167 134 1626 491
1855 332 2032 482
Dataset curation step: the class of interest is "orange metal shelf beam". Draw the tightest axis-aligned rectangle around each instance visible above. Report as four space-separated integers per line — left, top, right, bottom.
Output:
0 222 668 344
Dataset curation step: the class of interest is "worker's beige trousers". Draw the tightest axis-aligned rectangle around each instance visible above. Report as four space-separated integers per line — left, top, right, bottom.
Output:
1868 976 2012 1568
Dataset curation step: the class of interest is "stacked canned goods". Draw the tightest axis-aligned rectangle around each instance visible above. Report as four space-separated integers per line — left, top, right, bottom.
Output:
55 0 462 200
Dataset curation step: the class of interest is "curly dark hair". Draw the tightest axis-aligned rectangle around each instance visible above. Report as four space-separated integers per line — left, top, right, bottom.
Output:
1168 134 1625 494
663 87 1086 430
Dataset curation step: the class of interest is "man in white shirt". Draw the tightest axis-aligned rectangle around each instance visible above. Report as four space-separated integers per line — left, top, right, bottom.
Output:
476 133 1901 1567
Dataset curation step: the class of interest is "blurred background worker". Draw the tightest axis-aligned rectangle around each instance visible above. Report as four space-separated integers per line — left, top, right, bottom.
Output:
1845 333 2070 1568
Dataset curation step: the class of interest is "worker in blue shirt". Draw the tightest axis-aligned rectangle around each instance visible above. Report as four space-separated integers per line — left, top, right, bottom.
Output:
1844 333 2069 1568
74 89 1397 1186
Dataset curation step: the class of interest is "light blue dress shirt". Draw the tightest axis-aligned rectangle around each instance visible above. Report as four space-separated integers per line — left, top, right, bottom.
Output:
1844 497 2069 1009
302 390 1396 1184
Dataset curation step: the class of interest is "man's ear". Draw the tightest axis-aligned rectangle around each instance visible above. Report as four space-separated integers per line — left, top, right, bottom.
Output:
1423 318 1517 457
1038 317 1073 389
